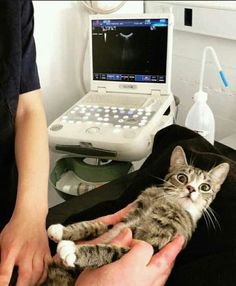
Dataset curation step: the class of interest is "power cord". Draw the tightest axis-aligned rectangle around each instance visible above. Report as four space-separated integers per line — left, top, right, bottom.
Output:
81 1 127 14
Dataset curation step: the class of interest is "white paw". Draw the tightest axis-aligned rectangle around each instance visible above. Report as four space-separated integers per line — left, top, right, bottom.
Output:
47 224 65 242
57 240 76 268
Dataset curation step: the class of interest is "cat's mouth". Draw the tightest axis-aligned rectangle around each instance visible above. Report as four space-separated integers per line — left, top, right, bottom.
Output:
186 195 195 203
179 194 195 204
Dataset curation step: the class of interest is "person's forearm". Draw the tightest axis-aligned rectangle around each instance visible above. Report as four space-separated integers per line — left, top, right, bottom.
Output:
13 90 49 223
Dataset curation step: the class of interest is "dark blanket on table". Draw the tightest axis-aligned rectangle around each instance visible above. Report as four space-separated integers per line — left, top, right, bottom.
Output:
47 124 236 286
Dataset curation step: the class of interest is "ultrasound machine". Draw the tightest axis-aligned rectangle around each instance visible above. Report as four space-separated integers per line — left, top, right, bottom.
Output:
48 13 177 198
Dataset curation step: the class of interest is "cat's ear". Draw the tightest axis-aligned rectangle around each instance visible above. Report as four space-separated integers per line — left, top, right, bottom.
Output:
209 162 230 185
170 146 188 170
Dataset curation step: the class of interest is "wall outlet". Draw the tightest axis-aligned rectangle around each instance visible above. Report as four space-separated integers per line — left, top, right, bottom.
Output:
184 8 192 26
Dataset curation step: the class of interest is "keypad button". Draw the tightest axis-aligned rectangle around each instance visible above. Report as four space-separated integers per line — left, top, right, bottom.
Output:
63 105 154 128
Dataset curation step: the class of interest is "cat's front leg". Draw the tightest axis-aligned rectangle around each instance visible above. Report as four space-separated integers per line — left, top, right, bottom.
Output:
57 240 129 269
48 221 108 243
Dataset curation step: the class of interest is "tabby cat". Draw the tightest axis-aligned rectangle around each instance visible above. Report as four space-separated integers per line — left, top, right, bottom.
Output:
46 146 229 286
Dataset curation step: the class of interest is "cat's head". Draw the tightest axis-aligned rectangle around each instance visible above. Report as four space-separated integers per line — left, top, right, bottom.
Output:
164 146 230 221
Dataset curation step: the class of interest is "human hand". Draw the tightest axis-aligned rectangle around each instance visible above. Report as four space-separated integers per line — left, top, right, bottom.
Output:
75 232 184 286
52 203 133 264
90 202 133 226
86 203 133 243
0 214 52 286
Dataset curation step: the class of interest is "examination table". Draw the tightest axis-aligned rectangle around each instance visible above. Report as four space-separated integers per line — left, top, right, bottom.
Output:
47 124 236 286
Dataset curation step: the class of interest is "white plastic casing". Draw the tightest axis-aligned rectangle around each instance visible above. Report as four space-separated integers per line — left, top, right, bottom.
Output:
48 12 175 161
48 94 175 161
89 13 174 96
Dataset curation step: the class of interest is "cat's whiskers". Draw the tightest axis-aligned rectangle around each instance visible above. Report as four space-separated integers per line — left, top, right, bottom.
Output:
202 211 211 230
189 152 197 167
203 207 220 231
156 192 177 201
165 186 183 197
149 174 176 188
205 208 217 230
207 206 221 230
163 191 184 204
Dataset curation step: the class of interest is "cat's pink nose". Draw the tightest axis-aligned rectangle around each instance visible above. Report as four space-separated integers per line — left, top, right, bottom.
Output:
187 185 195 193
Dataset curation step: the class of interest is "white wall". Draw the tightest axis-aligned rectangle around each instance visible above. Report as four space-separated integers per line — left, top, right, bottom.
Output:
172 31 236 141
146 1 236 141
33 1 86 124
33 1 143 125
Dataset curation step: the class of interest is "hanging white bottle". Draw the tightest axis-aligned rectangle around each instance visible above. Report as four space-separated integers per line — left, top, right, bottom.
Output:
185 91 215 144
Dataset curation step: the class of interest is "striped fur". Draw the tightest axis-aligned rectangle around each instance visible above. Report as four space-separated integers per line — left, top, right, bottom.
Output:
47 146 229 285
62 221 108 241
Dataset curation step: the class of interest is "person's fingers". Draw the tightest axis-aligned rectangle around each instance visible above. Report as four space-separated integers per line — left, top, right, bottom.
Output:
77 231 112 245
148 236 185 272
143 236 184 286
151 261 175 286
0 253 15 285
15 260 32 286
30 254 45 286
52 253 61 264
110 228 132 246
74 204 133 246
77 227 132 247
121 239 154 266
37 254 52 286
98 203 133 225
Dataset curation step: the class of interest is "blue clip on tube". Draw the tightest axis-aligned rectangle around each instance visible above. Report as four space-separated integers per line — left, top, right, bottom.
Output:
219 70 228 88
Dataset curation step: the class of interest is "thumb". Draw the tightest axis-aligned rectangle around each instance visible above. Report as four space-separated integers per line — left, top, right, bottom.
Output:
110 228 132 247
149 235 185 269
121 239 154 266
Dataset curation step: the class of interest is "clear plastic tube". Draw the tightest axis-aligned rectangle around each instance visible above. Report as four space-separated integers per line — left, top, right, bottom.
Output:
199 46 228 91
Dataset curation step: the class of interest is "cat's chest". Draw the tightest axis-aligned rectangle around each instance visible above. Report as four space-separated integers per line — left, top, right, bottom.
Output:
138 196 186 224
139 201 168 220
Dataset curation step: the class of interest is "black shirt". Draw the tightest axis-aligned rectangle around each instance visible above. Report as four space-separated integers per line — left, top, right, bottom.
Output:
0 0 40 229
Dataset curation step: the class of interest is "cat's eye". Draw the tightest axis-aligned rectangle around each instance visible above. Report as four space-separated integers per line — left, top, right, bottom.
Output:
177 173 188 184
199 183 211 192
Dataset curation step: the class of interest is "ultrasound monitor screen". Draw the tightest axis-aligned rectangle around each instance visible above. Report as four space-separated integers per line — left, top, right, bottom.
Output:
92 18 168 83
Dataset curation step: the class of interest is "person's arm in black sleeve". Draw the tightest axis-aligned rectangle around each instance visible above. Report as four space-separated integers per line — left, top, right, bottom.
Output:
20 0 40 93
0 1 51 285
